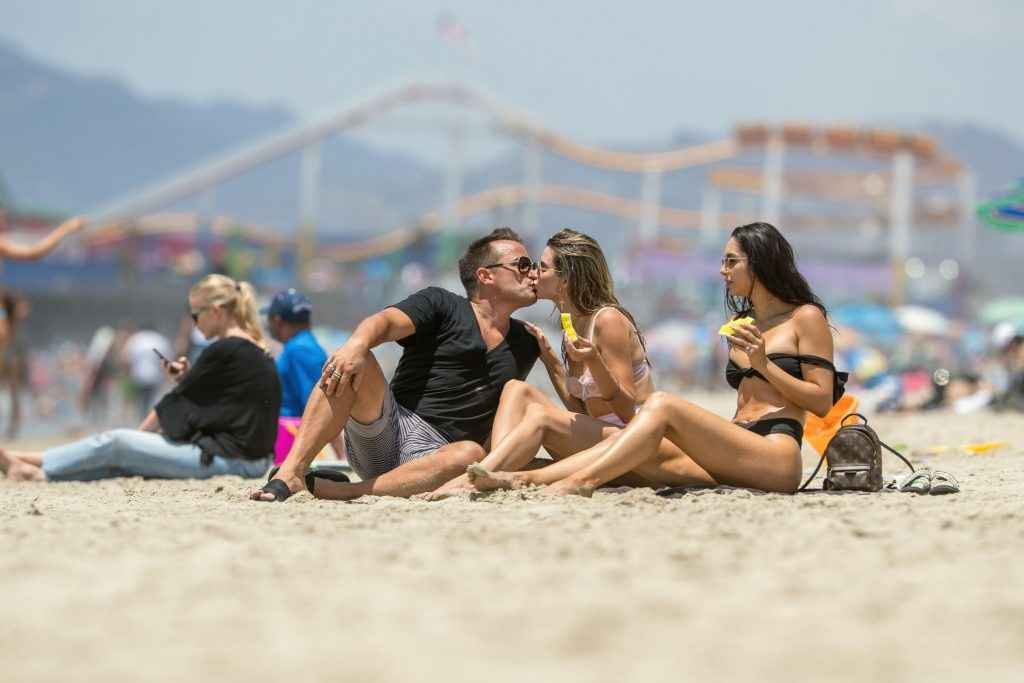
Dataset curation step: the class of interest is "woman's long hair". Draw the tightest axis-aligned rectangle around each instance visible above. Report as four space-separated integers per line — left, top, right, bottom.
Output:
725 222 827 319
189 274 265 348
547 228 646 351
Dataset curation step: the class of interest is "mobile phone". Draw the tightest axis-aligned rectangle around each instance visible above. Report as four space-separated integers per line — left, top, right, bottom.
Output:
152 348 170 362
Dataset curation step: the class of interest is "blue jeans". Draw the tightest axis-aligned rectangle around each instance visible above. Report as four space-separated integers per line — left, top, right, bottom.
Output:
42 429 271 482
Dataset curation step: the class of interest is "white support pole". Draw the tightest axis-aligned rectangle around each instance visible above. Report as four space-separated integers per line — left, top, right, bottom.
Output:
888 151 914 306
298 142 322 284
639 168 662 242
198 187 216 251
523 138 542 239
700 185 721 248
437 121 465 269
761 132 784 225
443 123 465 231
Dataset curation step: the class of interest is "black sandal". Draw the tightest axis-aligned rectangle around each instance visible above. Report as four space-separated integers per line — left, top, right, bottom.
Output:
259 465 351 501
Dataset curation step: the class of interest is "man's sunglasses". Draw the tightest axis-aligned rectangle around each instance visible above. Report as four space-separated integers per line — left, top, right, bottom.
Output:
483 256 539 275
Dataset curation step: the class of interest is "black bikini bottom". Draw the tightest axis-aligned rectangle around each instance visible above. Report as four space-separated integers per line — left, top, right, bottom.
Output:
736 417 803 445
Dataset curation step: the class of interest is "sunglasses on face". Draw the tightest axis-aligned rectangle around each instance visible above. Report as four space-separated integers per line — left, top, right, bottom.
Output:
721 256 748 270
190 305 209 323
483 256 539 275
537 260 559 274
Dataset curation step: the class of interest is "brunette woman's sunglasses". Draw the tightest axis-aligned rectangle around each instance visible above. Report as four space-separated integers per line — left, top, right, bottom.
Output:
483 256 538 275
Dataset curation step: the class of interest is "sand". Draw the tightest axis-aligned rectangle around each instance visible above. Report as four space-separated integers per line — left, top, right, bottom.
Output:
2 395 1023 682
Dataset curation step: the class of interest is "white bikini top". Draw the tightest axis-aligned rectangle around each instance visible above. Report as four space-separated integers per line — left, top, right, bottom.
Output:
562 307 650 402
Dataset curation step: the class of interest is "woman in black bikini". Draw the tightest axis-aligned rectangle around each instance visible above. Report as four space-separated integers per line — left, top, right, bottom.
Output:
467 222 846 495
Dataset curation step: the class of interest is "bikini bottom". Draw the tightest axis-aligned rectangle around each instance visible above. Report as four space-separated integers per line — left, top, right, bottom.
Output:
735 417 803 446
594 413 627 428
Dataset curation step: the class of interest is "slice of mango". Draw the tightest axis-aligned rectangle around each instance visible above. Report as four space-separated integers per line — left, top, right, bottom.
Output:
560 313 579 342
718 316 756 336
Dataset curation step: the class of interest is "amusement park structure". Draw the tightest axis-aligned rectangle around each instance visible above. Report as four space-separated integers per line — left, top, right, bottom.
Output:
86 81 975 303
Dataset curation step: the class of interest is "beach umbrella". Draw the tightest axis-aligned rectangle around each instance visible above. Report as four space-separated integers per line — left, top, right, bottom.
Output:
979 297 1024 324
831 303 902 341
894 306 949 336
977 180 1024 232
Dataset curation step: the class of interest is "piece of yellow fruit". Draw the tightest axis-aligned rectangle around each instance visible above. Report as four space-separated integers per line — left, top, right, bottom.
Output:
718 316 756 336
560 313 579 342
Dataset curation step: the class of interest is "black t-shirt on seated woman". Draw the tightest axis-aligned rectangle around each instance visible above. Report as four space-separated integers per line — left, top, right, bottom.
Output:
390 287 540 446
155 336 281 462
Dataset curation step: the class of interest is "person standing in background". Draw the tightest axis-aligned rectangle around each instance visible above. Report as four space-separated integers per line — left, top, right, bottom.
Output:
122 323 173 421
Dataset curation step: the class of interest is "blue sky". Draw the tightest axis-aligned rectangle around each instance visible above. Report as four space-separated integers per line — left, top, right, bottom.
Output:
3 0 1021 154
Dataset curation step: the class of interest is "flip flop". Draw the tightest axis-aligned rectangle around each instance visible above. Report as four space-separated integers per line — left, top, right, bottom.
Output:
258 465 352 502
897 469 931 494
929 470 960 495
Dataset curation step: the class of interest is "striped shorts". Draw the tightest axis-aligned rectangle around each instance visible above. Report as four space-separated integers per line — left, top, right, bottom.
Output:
343 386 450 479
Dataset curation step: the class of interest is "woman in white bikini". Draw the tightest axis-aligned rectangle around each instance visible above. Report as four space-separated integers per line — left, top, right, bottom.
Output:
426 228 713 498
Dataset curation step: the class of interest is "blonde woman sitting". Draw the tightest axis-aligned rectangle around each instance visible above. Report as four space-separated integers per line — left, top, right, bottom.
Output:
0 275 280 482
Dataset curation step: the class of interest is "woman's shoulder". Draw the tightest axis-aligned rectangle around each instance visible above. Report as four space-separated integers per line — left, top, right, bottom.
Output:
205 335 268 358
791 304 827 325
591 307 635 343
790 305 831 342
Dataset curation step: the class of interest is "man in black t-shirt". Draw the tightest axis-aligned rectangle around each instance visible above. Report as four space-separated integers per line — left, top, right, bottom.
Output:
253 228 541 501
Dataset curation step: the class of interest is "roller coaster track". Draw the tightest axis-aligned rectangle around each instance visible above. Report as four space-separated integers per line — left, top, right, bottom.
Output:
85 180 959 266
91 82 741 222
91 80 962 222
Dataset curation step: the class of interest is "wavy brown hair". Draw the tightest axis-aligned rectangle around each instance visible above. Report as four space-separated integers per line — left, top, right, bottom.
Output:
547 228 646 351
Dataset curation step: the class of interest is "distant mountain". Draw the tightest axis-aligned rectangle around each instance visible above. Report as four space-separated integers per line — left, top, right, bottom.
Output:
0 40 443 232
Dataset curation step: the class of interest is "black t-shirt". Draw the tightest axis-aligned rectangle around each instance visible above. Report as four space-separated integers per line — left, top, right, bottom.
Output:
390 287 540 445
155 336 281 462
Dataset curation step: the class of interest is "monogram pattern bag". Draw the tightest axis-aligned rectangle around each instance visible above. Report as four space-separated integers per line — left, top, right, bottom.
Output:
799 413 914 492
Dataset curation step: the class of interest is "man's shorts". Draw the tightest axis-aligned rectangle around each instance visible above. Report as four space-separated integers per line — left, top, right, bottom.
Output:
344 387 450 479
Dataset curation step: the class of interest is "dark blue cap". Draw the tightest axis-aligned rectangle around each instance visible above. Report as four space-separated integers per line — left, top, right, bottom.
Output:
261 289 313 323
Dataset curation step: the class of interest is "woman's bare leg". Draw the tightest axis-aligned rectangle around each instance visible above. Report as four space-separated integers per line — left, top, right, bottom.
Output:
548 391 802 496
488 380 551 447
468 429 717 492
424 380 614 499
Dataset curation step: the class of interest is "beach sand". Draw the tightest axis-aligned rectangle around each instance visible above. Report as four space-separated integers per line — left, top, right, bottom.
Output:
2 395 1023 682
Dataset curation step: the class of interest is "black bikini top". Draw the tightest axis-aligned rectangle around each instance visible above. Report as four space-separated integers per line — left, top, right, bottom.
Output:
726 353 848 404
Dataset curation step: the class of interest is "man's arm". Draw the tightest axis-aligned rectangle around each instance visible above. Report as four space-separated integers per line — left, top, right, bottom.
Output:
318 307 416 396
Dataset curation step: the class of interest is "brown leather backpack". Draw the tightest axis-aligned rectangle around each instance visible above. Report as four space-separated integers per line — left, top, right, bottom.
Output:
799 413 914 492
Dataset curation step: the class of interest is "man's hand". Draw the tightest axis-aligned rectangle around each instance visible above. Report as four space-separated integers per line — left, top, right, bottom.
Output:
320 342 369 397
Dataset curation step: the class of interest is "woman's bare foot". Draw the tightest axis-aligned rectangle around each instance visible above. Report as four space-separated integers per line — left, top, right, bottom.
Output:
0 449 46 482
416 473 477 501
540 478 595 497
465 463 530 492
